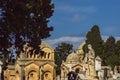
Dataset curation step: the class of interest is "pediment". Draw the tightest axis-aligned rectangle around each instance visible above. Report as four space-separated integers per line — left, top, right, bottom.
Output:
40 61 56 67
72 63 83 68
25 61 39 67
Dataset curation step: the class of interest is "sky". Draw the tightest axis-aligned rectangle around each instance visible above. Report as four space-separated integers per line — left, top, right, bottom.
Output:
0 1 120 49
45 0 120 49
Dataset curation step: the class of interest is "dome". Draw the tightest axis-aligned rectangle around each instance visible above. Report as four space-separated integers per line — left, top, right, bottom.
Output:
66 51 80 62
40 41 53 50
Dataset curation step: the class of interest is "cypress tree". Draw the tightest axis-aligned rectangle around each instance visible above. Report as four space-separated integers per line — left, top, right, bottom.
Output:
104 36 116 57
115 40 120 56
83 25 104 57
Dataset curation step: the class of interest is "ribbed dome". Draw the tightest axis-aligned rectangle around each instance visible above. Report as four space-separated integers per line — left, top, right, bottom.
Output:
66 51 80 62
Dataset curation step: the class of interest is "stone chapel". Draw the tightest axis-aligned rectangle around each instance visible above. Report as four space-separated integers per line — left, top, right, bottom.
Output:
4 41 56 80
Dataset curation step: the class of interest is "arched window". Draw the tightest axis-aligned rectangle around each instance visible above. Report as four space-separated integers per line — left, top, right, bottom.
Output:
44 53 46 58
48 53 50 59
28 71 38 80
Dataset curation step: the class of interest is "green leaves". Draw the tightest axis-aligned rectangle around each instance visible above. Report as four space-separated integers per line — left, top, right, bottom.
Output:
107 55 120 68
83 25 104 57
0 0 54 67
54 42 73 75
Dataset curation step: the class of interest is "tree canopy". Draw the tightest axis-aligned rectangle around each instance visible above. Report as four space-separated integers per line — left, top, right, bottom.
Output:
0 0 54 67
54 42 73 75
105 37 120 67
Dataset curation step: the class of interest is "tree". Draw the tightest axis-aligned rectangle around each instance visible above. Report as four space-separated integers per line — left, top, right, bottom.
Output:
103 36 116 66
54 42 73 75
115 40 120 56
83 25 104 57
107 55 120 68
104 36 116 57
0 0 54 67
103 36 120 67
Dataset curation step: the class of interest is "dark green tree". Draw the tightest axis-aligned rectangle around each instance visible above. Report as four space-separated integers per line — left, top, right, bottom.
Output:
115 40 120 66
83 25 104 57
115 40 120 56
54 42 73 75
103 36 116 66
107 55 120 68
103 37 120 68
104 36 116 57
0 0 54 68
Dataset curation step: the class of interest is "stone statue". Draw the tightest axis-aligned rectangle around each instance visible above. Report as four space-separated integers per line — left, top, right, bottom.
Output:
86 44 96 77
88 44 95 57
87 44 95 65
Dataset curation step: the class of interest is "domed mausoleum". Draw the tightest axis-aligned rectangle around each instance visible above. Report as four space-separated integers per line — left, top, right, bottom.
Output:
61 50 84 80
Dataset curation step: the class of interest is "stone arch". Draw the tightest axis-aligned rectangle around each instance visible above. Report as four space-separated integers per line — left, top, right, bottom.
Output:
41 63 54 80
44 71 52 80
72 64 83 71
27 70 38 80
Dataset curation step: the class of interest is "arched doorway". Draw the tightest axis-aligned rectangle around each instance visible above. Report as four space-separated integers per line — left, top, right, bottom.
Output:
44 71 52 80
28 71 38 80
75 68 80 73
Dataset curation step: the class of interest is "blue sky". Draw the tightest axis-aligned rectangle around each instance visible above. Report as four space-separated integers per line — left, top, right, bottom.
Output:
46 0 120 48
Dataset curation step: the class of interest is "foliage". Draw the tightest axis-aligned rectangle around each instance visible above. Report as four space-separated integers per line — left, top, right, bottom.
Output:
103 36 120 66
104 36 116 57
107 55 120 69
83 25 104 57
54 42 73 75
0 0 54 68
115 40 120 56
